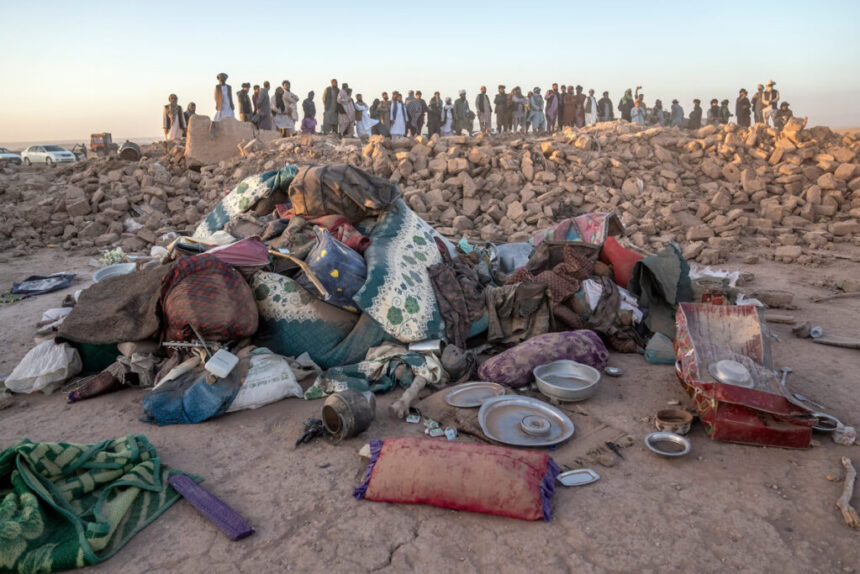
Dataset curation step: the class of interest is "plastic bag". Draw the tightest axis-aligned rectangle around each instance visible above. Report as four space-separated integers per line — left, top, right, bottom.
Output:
5 340 82 394
227 351 302 412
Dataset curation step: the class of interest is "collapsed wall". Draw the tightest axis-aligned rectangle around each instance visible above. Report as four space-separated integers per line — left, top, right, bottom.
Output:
0 120 857 265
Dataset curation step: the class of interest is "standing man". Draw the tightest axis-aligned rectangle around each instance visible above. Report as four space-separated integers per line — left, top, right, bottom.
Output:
719 99 732 124
557 85 567 130
688 99 703 130
237 83 253 122
257 81 273 130
618 89 634 122
213 73 235 121
454 89 471 135
762 80 779 127
303 91 316 122
510 87 526 133
407 90 429 136
706 99 721 126
630 99 646 125
751 84 765 124
597 91 614 122
427 91 443 136
282 81 300 136
736 89 751 127
378 92 392 131
337 83 355 137
252 85 261 116
573 85 586 128
389 92 408 138
322 79 339 135
528 87 546 133
475 86 492 134
670 99 684 127
545 84 560 132
585 89 598 125
494 85 508 133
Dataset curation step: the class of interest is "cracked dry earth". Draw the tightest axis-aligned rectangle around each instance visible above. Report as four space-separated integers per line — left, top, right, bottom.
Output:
1 247 859 573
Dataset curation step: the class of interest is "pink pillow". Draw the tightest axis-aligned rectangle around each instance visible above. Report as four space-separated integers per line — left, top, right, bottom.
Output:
354 438 559 521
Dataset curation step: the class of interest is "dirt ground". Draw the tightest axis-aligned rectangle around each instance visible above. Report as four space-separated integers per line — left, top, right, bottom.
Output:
1 246 859 573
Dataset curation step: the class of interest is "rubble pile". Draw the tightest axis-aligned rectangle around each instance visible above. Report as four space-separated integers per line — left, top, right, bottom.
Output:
0 120 858 264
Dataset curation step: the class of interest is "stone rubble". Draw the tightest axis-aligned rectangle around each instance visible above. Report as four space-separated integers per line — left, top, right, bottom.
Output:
0 119 858 266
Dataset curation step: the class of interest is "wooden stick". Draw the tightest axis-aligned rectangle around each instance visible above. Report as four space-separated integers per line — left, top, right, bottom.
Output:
812 292 860 303
268 249 330 299
764 313 795 324
837 457 860 529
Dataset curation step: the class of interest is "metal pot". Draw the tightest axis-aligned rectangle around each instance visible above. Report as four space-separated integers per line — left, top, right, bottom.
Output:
322 389 376 441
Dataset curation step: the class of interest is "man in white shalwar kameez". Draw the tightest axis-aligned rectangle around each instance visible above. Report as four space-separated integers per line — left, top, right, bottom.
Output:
354 94 378 138
213 73 235 121
440 98 454 135
390 92 408 138
585 89 598 125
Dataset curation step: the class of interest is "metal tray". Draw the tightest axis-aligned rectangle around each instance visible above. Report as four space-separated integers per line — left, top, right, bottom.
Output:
444 382 506 408
557 468 600 487
478 395 574 447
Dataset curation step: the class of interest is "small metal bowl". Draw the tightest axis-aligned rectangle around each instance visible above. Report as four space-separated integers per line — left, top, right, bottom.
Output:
645 432 691 457
533 360 601 402
604 366 624 377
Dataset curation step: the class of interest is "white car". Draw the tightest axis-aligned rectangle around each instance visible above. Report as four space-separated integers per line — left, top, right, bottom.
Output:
0 147 22 165
21 145 77 166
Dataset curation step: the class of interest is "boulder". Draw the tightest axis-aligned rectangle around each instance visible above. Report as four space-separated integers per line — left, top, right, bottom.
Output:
185 115 256 167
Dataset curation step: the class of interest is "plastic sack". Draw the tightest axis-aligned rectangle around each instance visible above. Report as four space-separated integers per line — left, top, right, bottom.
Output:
227 351 302 412
5 340 82 394
297 227 367 312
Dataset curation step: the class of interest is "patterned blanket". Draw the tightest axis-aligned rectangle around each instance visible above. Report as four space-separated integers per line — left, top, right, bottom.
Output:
352 199 445 343
193 165 298 241
0 435 191 573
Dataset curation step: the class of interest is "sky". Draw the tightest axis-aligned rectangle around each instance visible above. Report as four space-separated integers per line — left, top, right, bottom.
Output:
0 0 859 145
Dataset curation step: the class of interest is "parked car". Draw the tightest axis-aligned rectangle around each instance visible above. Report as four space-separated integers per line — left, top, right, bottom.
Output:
0 147 22 165
21 145 77 166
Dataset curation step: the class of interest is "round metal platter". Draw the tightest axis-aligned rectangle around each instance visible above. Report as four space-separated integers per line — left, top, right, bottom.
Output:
478 395 575 447
443 382 506 408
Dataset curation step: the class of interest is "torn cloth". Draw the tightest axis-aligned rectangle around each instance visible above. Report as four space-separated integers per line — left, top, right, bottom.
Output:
428 238 486 348
485 282 552 345
627 243 693 339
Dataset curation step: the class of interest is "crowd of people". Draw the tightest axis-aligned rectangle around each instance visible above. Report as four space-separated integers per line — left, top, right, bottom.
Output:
162 73 797 141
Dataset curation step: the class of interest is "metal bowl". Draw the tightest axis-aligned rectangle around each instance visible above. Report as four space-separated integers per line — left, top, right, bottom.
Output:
93 263 136 283
533 360 601 402
645 432 691 457
707 360 753 387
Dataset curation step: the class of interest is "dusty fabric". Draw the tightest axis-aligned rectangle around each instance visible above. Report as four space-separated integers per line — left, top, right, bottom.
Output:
266 215 317 259
354 438 559 522
307 214 371 254
485 282 552 345
251 272 387 369
352 199 445 343
306 343 444 399
587 275 647 353
288 164 401 222
531 213 623 248
428 239 486 348
0 435 190 573
478 330 610 388
628 243 693 339
161 254 258 342
508 244 593 304
440 344 479 384
58 265 168 345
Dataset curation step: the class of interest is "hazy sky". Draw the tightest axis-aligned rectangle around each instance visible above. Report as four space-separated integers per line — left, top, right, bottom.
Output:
1 0 858 144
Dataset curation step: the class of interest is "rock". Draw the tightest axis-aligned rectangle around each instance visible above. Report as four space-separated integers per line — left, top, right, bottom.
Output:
817 172 838 190
774 245 802 262
66 199 91 217
835 163 857 181
507 201 525 222
710 190 732 210
447 158 469 175
741 168 764 192
701 159 722 179
754 289 795 308
829 220 860 236
185 115 256 167
682 241 705 259
686 225 714 241
462 198 481 219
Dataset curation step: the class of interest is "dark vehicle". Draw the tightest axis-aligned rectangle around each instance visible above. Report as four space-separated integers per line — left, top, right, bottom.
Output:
90 133 119 156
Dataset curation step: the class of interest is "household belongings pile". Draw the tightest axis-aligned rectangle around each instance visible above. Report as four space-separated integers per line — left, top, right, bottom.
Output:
5 162 815 449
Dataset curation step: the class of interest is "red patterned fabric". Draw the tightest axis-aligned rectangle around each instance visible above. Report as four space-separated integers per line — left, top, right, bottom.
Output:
161 254 258 342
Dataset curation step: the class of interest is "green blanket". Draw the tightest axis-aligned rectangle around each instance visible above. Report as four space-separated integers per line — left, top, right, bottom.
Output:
0 435 190 573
